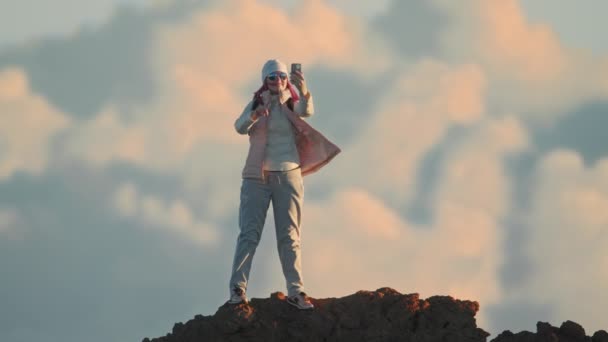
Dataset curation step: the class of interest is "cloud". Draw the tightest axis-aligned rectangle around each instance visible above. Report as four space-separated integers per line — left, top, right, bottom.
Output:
302 116 529 329
520 0 608 53
328 60 486 206
372 0 447 58
326 0 391 18
308 188 407 241
303 189 412 294
64 108 148 166
0 208 24 240
427 116 529 312
436 116 529 219
534 101 608 166
0 0 149 48
61 0 387 172
0 170 234 342
0 68 70 181
435 0 608 120
303 189 501 326
0 3 172 119
154 0 390 88
518 150 608 333
113 182 219 245
440 0 565 81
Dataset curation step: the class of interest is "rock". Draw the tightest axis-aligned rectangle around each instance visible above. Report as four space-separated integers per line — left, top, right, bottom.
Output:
490 320 602 342
559 320 586 339
142 287 489 342
492 330 537 342
141 288 607 342
593 330 608 342
537 321 559 342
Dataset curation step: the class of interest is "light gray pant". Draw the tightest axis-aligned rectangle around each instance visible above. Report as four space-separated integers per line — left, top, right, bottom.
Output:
229 168 305 297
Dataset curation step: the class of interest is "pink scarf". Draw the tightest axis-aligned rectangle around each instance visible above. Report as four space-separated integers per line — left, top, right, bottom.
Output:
252 81 300 105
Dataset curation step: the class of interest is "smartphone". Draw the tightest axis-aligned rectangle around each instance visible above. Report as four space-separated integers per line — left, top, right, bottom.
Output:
291 63 302 73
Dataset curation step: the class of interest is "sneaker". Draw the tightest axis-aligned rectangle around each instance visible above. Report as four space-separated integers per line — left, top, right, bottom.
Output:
287 292 314 310
228 285 248 304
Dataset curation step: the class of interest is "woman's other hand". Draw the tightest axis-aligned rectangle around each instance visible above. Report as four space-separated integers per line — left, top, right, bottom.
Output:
251 106 269 120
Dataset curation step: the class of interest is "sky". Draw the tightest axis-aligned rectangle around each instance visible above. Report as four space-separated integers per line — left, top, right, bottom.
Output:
1 0 607 341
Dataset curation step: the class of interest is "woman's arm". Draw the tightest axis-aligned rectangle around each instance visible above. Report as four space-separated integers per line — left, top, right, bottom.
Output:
294 90 314 118
234 100 256 135
290 71 314 117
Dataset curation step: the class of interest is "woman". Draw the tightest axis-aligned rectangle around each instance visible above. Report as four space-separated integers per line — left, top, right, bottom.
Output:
229 59 340 309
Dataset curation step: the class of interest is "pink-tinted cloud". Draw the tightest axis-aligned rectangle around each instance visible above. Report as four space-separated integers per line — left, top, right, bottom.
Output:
436 117 528 218
521 150 608 333
436 0 608 120
63 0 384 172
156 0 385 82
302 116 529 328
436 0 565 81
303 189 502 327
65 109 148 166
328 60 486 206
0 68 70 180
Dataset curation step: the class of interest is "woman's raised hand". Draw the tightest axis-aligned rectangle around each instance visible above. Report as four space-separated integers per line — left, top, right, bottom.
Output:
290 70 308 96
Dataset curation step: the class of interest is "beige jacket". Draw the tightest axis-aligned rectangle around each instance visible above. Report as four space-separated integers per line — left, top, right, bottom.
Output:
234 89 340 180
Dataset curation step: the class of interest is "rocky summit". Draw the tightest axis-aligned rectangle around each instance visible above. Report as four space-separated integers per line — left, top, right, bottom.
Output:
142 287 607 342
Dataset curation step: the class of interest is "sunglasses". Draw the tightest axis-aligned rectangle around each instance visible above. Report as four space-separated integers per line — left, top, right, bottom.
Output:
266 72 288 81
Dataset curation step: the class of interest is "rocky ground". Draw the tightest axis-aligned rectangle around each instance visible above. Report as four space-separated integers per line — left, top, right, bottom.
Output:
142 287 607 342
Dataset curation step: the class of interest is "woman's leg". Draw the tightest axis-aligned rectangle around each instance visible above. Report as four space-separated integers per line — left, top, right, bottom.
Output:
270 168 305 297
229 177 272 297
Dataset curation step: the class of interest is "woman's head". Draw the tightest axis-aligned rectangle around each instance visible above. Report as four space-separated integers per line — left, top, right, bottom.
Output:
253 59 299 105
261 59 289 93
